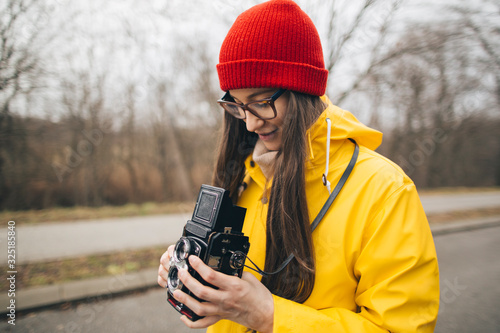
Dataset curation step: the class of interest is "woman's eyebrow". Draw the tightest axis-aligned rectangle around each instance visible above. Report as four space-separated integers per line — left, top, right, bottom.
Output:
233 89 276 103
247 89 276 100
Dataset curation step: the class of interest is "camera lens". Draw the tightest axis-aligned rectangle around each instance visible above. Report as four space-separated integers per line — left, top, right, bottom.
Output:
167 260 188 293
173 237 191 262
169 267 178 288
167 266 181 291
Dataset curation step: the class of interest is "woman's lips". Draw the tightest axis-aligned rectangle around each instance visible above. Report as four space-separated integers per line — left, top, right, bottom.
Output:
257 129 278 141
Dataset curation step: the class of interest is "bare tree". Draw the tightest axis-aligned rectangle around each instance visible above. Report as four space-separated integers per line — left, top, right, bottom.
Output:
151 80 194 202
54 44 114 207
0 0 44 112
458 4 500 108
0 0 48 209
311 0 403 105
372 6 500 187
119 84 140 202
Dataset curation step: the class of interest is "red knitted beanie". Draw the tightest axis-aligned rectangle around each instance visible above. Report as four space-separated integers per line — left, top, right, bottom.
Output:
217 0 328 96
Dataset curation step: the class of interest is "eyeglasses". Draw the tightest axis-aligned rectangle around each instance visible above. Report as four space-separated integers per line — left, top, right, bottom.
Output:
217 89 287 120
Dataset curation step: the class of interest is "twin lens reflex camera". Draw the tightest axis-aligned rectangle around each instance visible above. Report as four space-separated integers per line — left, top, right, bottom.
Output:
166 185 250 321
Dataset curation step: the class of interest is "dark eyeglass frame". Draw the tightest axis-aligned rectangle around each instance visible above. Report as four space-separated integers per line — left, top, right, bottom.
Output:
217 88 287 120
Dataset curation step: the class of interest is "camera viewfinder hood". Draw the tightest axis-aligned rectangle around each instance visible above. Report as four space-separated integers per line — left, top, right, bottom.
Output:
191 184 246 234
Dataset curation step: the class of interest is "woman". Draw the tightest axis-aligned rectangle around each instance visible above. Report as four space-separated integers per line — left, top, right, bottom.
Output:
158 1 440 332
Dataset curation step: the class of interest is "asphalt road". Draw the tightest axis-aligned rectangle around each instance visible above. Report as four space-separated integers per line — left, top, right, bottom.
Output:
433 225 500 332
1 224 499 333
0 213 190 265
1 191 500 265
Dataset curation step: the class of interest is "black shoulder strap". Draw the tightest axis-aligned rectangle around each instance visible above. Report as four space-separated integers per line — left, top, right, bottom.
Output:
311 139 359 232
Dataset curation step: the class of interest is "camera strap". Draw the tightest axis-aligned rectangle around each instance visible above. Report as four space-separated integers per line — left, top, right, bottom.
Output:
244 139 359 276
310 138 359 231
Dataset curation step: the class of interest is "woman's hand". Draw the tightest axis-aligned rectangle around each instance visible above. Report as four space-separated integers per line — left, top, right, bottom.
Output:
160 252 274 333
157 245 175 288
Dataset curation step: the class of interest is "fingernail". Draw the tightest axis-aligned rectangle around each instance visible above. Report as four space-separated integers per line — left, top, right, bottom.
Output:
189 255 198 264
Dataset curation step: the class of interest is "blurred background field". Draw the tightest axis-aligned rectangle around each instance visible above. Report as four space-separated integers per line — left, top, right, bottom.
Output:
1 0 500 213
1 2 499 331
1 0 500 309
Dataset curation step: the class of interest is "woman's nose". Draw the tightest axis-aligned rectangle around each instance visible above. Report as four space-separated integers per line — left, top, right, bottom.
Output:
244 111 264 132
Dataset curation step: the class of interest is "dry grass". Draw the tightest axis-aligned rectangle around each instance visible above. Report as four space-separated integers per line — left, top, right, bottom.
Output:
418 186 500 195
0 246 167 291
0 201 194 225
426 206 500 224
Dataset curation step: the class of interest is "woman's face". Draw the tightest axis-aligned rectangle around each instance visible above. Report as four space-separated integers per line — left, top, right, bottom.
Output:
229 88 289 151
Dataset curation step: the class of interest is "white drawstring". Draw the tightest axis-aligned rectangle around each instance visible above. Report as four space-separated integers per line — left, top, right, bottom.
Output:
323 118 332 194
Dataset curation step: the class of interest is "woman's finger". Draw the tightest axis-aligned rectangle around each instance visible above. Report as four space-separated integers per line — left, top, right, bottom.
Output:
160 245 175 268
172 289 219 318
177 267 219 303
180 314 221 329
188 255 232 289
158 264 169 287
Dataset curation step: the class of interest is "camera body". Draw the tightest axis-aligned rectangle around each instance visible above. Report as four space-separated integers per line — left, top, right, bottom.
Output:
167 184 250 321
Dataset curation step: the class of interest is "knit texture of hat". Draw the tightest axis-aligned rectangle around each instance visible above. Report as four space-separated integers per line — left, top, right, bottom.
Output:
217 0 328 96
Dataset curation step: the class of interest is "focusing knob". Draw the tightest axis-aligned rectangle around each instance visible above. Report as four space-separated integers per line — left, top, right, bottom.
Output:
229 252 245 270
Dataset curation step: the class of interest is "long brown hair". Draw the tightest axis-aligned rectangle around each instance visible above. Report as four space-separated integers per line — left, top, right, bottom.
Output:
212 91 325 303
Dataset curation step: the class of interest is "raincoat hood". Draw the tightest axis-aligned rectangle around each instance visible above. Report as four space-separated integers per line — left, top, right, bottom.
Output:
306 96 382 169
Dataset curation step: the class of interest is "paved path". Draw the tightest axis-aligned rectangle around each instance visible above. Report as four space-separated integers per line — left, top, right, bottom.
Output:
0 213 189 265
433 224 500 332
0 191 499 265
2 223 498 333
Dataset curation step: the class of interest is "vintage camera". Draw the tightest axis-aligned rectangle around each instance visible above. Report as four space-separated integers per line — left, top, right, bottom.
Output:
166 184 250 321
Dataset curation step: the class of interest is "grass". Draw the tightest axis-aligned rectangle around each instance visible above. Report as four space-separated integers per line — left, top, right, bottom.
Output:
0 246 167 291
426 206 500 224
0 201 194 225
418 186 500 195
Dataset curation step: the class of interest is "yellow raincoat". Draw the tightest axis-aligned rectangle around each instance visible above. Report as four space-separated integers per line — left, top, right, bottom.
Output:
208 97 440 332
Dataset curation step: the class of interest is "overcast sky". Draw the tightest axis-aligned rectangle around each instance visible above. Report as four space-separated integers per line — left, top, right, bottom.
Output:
9 0 494 126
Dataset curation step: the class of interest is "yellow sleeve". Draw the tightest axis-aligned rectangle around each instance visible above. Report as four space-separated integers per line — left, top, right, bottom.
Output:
272 183 440 333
